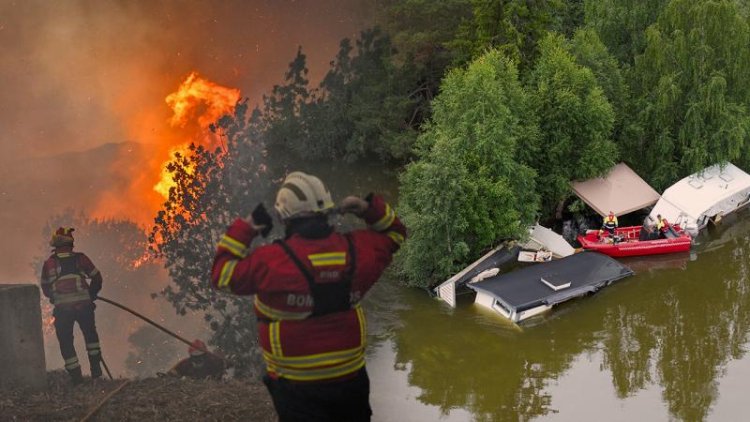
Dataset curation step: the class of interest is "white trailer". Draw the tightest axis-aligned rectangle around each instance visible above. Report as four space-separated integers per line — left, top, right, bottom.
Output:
649 163 750 235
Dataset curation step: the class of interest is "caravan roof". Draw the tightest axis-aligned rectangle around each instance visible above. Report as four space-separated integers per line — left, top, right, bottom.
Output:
651 163 750 222
466 252 633 321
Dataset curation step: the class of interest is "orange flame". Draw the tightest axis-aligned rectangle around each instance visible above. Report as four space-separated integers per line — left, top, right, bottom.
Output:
130 249 154 270
155 72 240 200
41 302 55 335
91 72 240 225
166 72 241 129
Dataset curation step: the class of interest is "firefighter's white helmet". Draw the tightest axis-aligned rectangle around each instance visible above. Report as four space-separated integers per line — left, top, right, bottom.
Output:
274 171 334 220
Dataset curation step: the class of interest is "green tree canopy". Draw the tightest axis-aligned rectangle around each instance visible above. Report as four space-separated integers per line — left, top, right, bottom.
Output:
629 0 750 189
528 33 617 215
449 0 578 72
569 28 630 144
262 30 418 162
398 50 539 288
584 0 669 66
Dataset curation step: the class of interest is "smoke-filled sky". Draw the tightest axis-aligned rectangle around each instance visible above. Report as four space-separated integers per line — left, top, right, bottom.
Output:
0 0 371 159
0 0 373 281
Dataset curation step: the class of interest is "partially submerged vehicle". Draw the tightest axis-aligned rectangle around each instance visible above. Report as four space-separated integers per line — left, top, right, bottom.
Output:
577 225 692 257
467 252 633 323
518 224 575 262
649 162 750 236
435 225 573 308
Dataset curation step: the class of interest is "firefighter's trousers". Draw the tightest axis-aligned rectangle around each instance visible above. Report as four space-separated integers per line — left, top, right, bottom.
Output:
263 367 372 422
53 304 102 376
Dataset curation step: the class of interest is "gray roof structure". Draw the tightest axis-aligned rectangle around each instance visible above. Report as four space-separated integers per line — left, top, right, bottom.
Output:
467 252 633 317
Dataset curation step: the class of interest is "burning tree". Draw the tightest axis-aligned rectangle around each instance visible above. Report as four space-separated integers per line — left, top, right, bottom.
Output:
149 100 276 376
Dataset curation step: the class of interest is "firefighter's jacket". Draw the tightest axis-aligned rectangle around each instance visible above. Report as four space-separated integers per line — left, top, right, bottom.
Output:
41 250 102 309
211 195 406 382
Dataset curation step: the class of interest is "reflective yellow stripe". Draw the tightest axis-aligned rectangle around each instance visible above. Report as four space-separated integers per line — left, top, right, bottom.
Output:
263 346 364 369
89 268 100 277
386 231 404 245
86 342 100 349
218 235 247 257
267 355 366 381
254 296 310 320
53 291 91 305
355 304 366 348
217 260 238 289
64 357 80 369
56 252 74 258
269 321 283 357
371 204 395 231
308 252 346 267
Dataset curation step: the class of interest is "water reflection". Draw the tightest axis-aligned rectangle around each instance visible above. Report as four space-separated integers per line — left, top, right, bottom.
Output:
367 209 750 421
376 289 604 420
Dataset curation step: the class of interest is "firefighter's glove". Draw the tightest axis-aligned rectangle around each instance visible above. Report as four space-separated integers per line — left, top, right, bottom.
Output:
89 291 98 301
339 196 369 217
250 203 273 237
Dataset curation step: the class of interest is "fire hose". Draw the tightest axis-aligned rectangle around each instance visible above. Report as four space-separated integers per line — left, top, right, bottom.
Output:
97 296 216 357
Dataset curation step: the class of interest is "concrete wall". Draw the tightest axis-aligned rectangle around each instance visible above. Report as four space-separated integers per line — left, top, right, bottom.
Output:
0 284 47 390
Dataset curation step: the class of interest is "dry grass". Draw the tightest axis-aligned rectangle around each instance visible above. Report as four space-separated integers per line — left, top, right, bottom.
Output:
0 371 275 422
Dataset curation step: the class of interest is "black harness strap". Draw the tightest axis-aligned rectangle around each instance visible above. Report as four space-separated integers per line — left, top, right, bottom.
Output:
275 235 356 317
53 253 82 280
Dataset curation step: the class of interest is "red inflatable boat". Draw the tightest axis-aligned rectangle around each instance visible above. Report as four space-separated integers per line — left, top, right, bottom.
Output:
577 225 692 257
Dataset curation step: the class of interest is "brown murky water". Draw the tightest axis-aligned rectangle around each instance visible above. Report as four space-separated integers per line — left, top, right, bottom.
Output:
324 166 750 422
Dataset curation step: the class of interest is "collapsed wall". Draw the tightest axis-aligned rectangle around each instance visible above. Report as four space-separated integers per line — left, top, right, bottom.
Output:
0 284 47 390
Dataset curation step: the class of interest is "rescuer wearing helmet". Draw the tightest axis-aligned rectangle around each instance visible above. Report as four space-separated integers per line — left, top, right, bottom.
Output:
211 171 406 421
166 339 226 380
40 227 104 385
598 210 619 239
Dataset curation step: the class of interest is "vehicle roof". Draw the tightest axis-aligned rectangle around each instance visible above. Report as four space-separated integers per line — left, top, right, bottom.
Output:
466 252 633 312
571 163 661 217
655 162 750 219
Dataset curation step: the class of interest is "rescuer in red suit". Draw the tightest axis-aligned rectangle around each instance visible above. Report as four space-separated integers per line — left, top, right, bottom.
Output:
40 227 103 385
211 171 406 422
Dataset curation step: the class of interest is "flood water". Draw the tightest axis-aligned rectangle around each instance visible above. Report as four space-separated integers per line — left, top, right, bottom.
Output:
321 165 750 422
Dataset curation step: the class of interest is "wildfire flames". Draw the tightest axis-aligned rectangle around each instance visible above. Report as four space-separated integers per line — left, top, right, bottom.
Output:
157 72 240 199
154 73 241 199
166 72 241 130
92 72 240 225
41 301 55 335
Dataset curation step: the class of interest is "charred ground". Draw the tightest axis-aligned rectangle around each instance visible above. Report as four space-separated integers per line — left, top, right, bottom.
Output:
1 371 275 422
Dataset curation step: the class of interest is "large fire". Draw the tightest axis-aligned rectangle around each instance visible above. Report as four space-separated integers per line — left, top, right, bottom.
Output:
155 73 241 199
92 72 240 225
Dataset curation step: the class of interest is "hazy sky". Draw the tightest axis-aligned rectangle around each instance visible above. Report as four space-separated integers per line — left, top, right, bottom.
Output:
0 0 372 160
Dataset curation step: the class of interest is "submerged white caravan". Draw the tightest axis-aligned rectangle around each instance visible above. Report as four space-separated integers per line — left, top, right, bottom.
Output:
649 163 750 235
435 225 574 308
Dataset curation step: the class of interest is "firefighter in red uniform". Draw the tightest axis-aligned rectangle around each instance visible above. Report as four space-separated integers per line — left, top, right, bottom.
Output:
40 227 103 385
211 171 406 422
